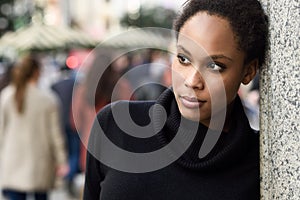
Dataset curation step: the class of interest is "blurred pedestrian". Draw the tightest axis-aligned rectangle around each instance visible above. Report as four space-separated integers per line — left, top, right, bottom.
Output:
0 54 68 200
51 67 81 197
132 50 172 100
72 51 132 172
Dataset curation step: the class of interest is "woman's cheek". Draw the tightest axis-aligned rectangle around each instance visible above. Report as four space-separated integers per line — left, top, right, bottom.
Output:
205 76 228 111
171 64 185 90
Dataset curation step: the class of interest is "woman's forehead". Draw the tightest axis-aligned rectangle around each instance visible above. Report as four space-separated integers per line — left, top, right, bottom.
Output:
177 12 241 60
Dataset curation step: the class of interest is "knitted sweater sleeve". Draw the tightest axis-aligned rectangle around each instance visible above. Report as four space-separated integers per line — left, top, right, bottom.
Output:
83 103 112 200
83 100 155 199
83 149 103 199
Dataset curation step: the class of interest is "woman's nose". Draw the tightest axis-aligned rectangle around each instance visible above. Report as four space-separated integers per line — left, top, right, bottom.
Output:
184 68 205 90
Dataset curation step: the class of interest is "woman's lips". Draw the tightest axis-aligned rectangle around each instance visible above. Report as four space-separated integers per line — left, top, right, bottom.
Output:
180 96 206 109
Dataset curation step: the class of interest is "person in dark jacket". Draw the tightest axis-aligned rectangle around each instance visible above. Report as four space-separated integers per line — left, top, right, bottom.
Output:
51 69 81 197
83 0 269 199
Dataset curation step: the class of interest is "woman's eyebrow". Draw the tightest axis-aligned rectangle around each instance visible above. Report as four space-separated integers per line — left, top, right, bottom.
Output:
176 45 192 57
177 45 233 62
209 55 233 62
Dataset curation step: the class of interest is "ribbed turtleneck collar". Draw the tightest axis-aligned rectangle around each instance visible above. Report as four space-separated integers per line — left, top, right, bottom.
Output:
153 88 254 171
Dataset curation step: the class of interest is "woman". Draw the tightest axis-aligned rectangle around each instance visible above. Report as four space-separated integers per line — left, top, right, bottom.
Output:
83 0 269 199
0 54 68 200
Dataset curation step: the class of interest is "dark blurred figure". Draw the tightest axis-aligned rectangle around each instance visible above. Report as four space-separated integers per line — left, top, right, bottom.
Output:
125 50 171 100
72 51 132 172
51 67 81 198
0 54 68 200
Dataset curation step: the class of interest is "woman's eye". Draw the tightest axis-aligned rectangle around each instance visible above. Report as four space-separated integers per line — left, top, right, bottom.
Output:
177 54 191 65
207 62 225 71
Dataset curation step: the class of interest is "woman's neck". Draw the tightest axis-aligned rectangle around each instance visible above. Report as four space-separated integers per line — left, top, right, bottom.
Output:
200 99 236 133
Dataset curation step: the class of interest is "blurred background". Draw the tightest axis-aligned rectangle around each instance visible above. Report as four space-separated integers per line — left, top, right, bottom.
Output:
0 1 186 200
0 0 187 89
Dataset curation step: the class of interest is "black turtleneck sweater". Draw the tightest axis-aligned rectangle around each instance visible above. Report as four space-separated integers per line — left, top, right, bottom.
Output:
83 89 259 200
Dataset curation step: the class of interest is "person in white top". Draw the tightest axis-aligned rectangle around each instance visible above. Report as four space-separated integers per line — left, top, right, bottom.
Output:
0 54 69 200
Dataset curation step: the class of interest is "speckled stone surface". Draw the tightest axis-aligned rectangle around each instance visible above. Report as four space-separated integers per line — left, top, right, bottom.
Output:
260 0 300 199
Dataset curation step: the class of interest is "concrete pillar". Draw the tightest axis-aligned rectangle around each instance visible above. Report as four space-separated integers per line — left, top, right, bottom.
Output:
260 0 300 199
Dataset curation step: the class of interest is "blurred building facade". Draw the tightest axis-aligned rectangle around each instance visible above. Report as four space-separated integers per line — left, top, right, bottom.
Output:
33 0 185 39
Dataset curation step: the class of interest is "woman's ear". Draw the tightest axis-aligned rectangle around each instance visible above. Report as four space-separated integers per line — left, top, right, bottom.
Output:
242 59 258 85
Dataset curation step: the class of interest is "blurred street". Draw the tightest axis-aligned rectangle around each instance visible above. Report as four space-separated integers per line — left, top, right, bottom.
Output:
50 173 84 200
50 188 75 200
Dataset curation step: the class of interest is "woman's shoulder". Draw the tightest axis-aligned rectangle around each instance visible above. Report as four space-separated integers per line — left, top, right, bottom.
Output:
97 100 156 122
0 85 15 108
0 84 15 98
97 100 155 130
30 85 60 107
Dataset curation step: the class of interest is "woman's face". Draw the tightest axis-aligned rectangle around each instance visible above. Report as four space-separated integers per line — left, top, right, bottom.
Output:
172 12 257 127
